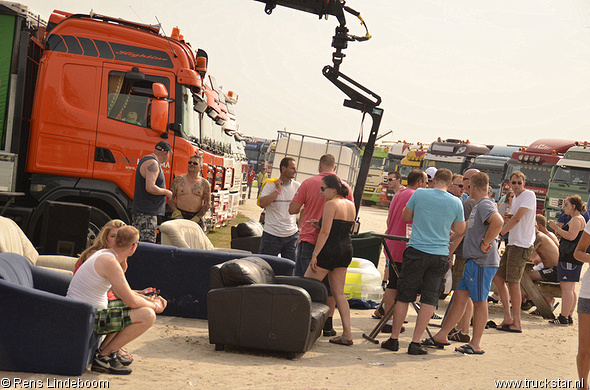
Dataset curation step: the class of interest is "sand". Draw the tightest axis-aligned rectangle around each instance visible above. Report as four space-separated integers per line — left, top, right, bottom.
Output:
2 200 584 389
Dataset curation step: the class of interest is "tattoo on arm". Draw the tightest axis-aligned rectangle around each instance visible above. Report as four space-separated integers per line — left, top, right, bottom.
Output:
198 179 211 217
147 161 159 174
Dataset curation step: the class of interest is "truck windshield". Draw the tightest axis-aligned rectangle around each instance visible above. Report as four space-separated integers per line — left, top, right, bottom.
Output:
179 85 201 141
398 164 416 180
384 157 403 172
505 164 552 187
552 166 590 187
425 160 462 173
370 157 385 170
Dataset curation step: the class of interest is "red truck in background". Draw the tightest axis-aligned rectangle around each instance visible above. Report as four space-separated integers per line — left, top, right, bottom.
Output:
0 2 246 248
502 138 576 214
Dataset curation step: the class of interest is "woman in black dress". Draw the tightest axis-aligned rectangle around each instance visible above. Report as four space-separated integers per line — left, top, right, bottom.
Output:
304 174 356 345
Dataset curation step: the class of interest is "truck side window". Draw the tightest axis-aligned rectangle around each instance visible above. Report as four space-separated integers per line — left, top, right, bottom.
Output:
107 71 169 128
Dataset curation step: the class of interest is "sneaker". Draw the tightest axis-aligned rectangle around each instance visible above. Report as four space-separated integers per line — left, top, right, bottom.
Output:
431 313 443 320
92 351 132 375
548 314 568 325
568 316 574 325
408 342 428 355
323 328 337 337
449 331 470 343
381 338 399 351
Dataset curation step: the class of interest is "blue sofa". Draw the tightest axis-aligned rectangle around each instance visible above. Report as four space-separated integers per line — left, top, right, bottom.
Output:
125 242 295 319
0 253 100 376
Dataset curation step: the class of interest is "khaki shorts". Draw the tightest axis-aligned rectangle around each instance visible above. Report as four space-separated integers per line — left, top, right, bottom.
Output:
495 245 534 283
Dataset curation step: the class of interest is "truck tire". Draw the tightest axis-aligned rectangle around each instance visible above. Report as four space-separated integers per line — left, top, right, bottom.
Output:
87 207 112 247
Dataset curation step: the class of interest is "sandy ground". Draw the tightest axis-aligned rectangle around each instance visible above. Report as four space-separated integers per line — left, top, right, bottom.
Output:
2 199 585 389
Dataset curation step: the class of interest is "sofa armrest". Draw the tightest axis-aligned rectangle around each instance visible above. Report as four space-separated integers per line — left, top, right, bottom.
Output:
208 284 315 351
31 265 73 296
275 276 328 304
36 255 77 273
0 280 98 375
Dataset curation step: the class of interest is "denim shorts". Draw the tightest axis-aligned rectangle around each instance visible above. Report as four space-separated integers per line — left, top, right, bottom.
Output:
396 246 449 306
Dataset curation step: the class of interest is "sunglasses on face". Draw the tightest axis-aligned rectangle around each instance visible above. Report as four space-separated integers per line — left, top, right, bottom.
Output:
454 183 464 188
511 181 522 185
320 186 329 192
388 178 398 182
188 161 199 165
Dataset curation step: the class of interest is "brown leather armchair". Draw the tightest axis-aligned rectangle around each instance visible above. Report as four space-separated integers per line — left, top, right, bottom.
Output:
207 257 329 358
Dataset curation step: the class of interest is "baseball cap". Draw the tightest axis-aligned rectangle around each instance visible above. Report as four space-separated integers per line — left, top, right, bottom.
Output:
155 140 172 153
425 167 437 179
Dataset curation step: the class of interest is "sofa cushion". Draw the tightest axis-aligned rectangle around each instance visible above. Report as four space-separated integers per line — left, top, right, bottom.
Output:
0 253 34 288
220 257 275 286
159 219 214 250
0 216 39 265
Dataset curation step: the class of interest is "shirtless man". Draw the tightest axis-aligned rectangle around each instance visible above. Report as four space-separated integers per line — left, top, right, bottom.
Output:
527 229 559 307
169 154 211 230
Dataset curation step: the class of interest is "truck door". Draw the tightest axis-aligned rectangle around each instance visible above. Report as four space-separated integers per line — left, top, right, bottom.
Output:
94 65 174 200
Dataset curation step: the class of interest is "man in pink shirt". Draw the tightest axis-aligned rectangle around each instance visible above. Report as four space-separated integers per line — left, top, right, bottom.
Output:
375 169 428 324
290 154 353 335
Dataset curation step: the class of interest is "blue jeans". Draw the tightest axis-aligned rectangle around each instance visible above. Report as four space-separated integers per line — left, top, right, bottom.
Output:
247 184 253 198
258 231 299 261
295 240 332 294
295 241 314 277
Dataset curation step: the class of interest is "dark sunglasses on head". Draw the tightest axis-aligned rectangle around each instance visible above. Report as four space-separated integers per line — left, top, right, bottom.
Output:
511 181 522 185
188 161 199 165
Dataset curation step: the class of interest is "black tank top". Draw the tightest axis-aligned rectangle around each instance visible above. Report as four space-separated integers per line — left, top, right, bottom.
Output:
131 155 166 216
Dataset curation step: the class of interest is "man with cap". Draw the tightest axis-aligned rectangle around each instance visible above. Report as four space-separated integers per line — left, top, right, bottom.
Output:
425 167 437 188
131 141 173 243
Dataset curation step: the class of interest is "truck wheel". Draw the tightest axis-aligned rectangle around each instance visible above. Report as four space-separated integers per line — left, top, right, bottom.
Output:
87 208 112 248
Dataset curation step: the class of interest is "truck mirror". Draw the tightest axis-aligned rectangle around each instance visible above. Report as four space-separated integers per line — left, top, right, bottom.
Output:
150 83 169 134
152 82 168 98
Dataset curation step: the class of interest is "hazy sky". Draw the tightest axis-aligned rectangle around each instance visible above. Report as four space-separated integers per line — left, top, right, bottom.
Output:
23 0 590 147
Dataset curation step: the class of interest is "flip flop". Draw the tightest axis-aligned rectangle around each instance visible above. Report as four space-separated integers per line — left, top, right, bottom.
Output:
422 337 449 348
496 325 522 333
455 344 485 355
329 335 353 346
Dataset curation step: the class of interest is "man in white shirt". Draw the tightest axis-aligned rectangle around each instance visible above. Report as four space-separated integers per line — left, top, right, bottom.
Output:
493 171 536 333
258 157 300 260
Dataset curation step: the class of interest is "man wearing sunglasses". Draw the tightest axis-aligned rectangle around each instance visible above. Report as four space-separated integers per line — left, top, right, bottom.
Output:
386 171 405 200
492 171 536 333
447 174 464 198
169 154 211 231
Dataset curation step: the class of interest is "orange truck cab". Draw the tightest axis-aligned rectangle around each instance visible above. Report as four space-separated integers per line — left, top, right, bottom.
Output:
0 3 241 243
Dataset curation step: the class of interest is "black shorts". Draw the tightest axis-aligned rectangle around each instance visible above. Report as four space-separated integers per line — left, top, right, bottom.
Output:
539 266 558 282
396 246 449 306
386 261 403 290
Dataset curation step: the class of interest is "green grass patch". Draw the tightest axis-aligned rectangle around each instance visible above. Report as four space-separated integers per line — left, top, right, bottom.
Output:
207 213 251 248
